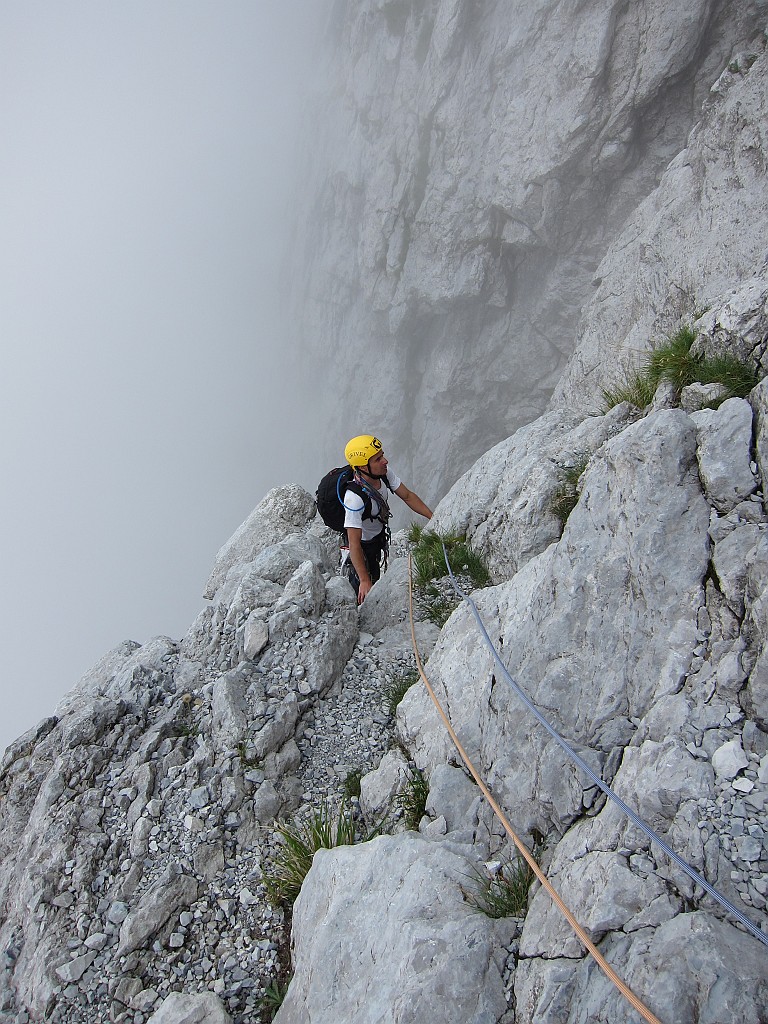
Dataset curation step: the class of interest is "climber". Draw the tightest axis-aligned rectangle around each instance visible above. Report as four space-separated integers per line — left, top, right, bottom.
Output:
342 434 433 604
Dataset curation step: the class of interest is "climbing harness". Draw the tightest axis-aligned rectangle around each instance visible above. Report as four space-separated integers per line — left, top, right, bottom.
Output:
406 555 665 1024
436 539 768 951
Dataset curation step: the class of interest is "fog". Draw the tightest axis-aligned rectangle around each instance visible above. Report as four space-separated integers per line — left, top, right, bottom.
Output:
0 1 327 755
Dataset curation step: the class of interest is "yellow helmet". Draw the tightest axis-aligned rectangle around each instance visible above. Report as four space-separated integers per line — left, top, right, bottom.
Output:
345 434 383 468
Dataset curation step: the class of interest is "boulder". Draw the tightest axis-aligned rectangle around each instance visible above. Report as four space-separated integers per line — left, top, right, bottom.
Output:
274 560 326 618
691 398 757 512
358 558 410 633
146 992 231 1024
211 667 250 751
118 867 200 956
275 834 515 1024
359 748 410 820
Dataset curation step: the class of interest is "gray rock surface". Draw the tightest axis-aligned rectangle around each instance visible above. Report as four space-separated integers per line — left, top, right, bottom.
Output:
396 399 768 1019
274 834 515 1024
118 868 200 956
291 1 766 496
146 993 231 1024
3 382 768 1023
553 43 768 416
203 486 317 600
429 404 636 580
692 397 757 512
516 913 768 1024
403 409 712 832
4 8 768 1023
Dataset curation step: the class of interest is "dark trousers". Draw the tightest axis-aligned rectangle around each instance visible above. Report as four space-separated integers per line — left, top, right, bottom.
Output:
344 531 386 596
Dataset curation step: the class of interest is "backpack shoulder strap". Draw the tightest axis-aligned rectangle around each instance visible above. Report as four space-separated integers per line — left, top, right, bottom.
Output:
343 479 374 521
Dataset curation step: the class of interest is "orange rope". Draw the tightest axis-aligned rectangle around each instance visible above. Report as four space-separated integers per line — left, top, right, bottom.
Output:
407 557 664 1024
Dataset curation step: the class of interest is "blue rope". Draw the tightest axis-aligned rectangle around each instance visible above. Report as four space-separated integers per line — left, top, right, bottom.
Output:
337 470 392 519
336 470 361 513
440 540 768 949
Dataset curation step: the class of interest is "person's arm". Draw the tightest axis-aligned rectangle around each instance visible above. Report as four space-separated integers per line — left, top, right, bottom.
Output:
394 482 433 520
346 526 373 604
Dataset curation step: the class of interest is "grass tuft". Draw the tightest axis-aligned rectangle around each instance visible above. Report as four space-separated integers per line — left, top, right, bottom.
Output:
411 529 490 591
602 325 758 412
397 767 429 831
464 855 536 919
549 455 590 526
409 528 491 626
695 353 759 397
262 800 363 907
601 364 658 410
645 325 698 391
261 975 292 1020
384 670 419 717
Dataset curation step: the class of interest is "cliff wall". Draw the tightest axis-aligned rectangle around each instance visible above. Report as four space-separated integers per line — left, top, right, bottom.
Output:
289 0 766 497
2 7 768 1024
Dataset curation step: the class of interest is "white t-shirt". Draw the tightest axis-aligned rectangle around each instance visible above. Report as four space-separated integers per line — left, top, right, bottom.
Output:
343 469 402 542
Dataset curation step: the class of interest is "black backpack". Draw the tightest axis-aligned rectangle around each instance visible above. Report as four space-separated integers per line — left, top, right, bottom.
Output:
315 467 392 533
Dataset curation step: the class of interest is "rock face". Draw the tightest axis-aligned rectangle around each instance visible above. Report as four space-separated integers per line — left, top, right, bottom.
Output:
553 40 768 415
393 392 768 1021
290 0 767 496
3 385 768 1023
0 488 365 1024
275 835 515 1024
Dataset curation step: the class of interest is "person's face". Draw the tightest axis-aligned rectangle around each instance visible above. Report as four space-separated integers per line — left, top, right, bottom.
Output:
367 451 388 476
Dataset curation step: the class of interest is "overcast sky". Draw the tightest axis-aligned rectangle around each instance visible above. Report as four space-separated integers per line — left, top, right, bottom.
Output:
0 1 327 755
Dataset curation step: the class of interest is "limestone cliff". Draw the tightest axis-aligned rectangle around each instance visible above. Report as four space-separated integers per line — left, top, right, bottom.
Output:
3 6 768 1024
289 0 767 498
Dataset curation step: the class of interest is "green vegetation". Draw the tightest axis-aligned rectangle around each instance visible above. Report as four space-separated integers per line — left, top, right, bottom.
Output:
263 800 365 907
601 363 659 411
397 767 430 831
549 455 590 526
729 52 759 74
602 326 758 412
174 692 199 738
464 855 537 919
408 526 491 627
409 526 490 590
342 767 363 800
260 975 292 1020
237 741 261 768
383 670 419 717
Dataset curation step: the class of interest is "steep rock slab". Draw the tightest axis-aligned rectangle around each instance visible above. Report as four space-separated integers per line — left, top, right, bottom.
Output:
554 44 768 415
275 834 514 1024
517 735 713 962
400 409 711 836
429 404 635 581
515 913 768 1024
292 0 764 495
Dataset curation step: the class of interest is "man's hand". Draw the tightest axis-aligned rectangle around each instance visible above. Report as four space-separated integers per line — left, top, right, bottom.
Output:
357 578 372 604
